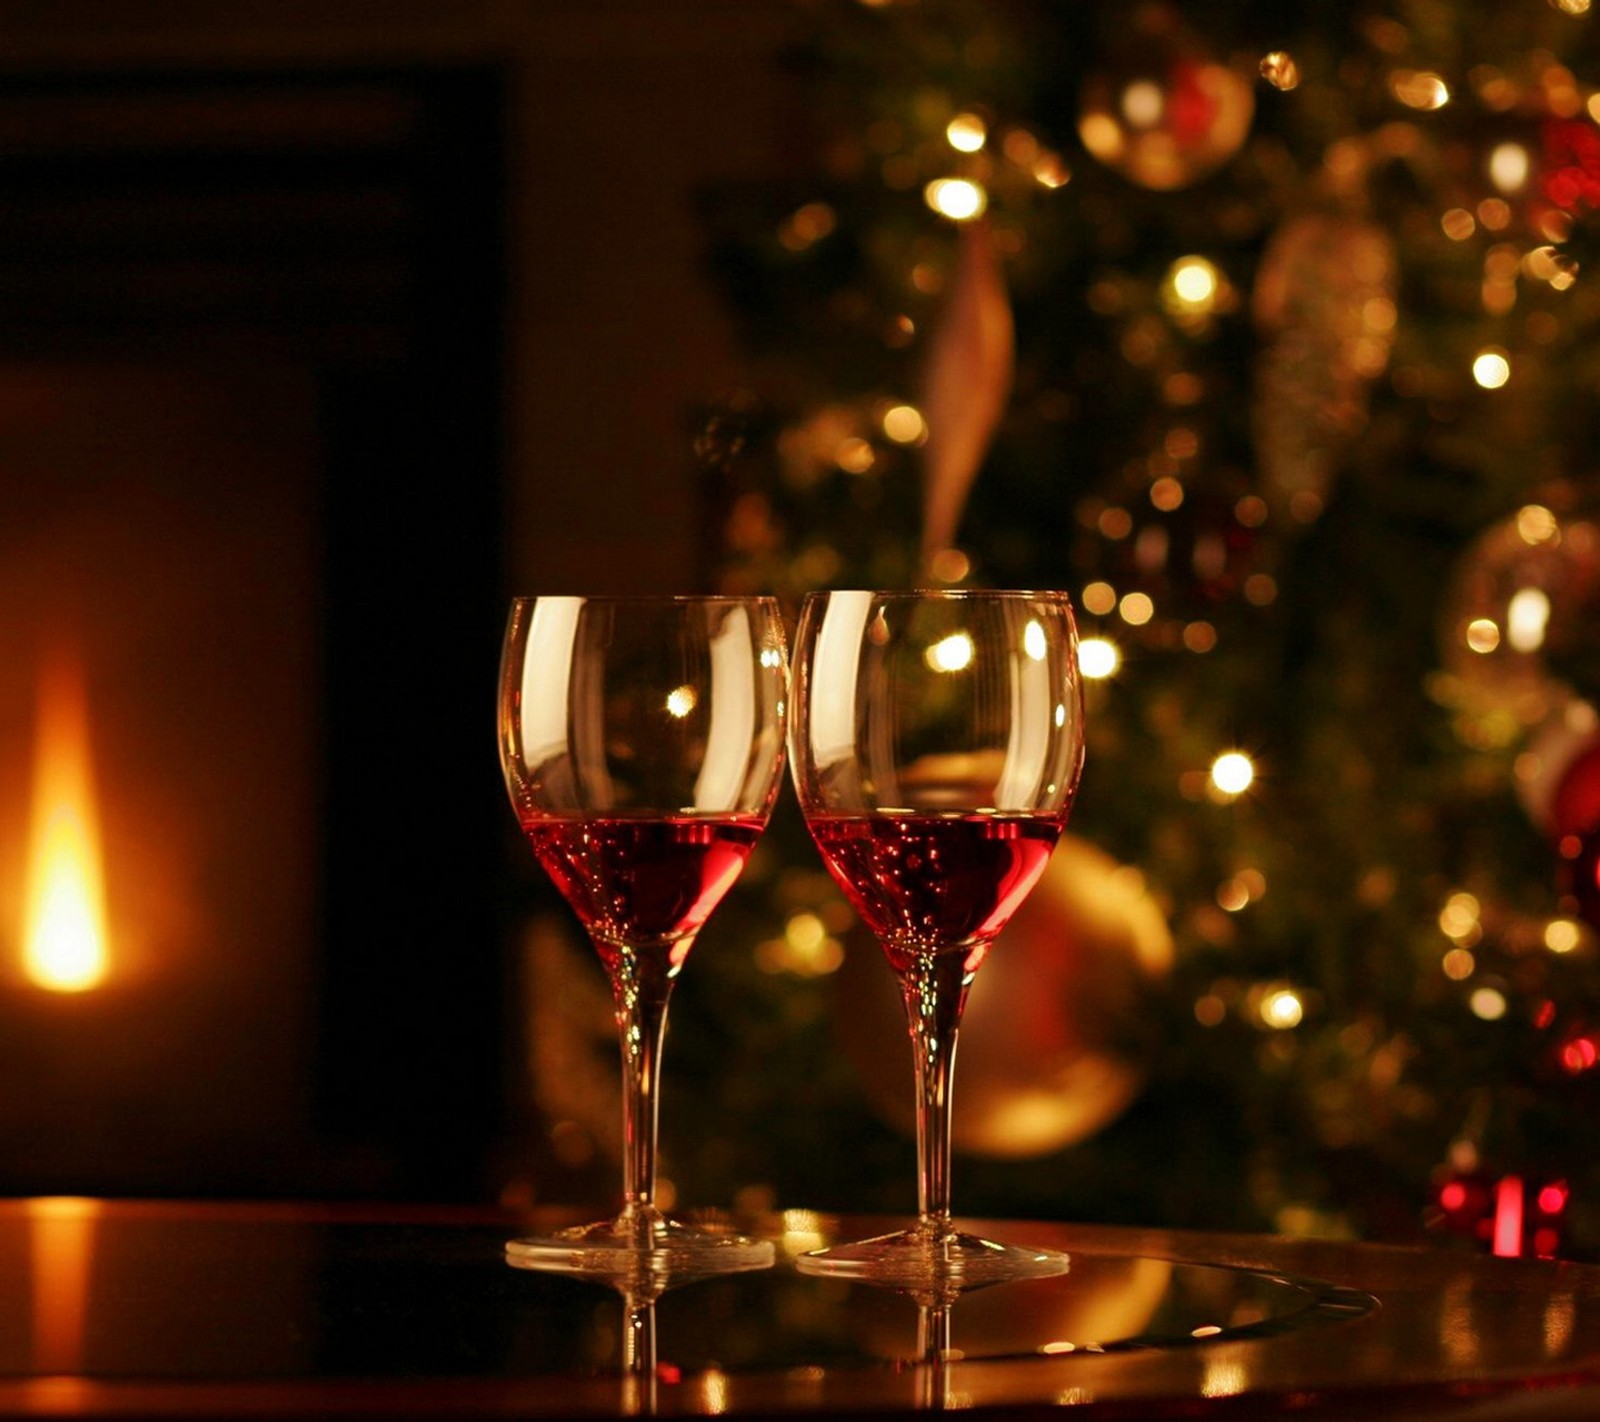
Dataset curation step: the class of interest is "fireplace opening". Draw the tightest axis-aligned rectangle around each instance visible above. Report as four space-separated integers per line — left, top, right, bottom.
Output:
0 68 508 1199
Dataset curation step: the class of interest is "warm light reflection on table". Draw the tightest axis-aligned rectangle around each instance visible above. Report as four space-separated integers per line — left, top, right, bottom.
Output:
0 1202 1591 1418
27 1197 98 1375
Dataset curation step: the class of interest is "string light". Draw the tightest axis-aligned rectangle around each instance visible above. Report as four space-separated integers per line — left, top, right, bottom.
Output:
1516 504 1558 543
924 177 988 221
945 113 987 152
1032 153 1071 188
1506 587 1551 652
1078 637 1121 679
1472 348 1511 389
1163 256 1223 317
778 201 838 252
1439 892 1482 942
1210 751 1255 796
1470 986 1509 1021
1392 70 1450 109
1465 617 1500 653
1082 581 1117 615
1546 919 1582 953
1002 128 1040 164
881 404 927 444
1489 142 1530 193
1477 198 1512 231
755 912 844 977
1098 507 1134 539
1150 476 1184 511
834 437 875 473
1171 258 1218 305
926 632 975 672
1260 987 1304 1029
1119 592 1154 626
1243 574 1278 606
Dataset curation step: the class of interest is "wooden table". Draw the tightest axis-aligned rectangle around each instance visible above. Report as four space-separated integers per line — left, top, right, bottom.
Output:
5 1198 1600 1418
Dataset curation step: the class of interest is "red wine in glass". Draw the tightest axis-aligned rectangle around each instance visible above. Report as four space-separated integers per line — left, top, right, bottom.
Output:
521 814 765 972
498 595 788 1277
805 811 1066 974
789 590 1086 1288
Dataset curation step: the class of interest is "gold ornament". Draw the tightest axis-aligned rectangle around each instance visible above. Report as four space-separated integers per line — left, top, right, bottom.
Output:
918 218 1014 572
834 835 1175 1158
1437 502 1600 746
1251 213 1397 519
1077 4 1255 191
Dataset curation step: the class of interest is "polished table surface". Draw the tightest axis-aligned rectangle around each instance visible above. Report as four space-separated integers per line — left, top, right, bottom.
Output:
5 1199 1600 1419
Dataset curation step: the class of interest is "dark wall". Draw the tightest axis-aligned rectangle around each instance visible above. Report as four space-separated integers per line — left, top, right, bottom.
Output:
0 67 506 1199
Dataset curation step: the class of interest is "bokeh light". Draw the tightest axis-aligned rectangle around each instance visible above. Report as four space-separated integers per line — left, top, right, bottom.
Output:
1473 348 1511 389
1210 751 1255 796
946 113 987 152
1078 637 1121 679
924 177 988 221
926 632 975 672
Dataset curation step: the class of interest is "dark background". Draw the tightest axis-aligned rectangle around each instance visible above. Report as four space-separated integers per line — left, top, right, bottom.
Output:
0 1 795 1202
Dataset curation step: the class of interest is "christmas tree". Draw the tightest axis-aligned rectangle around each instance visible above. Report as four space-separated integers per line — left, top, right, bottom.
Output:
616 0 1600 1257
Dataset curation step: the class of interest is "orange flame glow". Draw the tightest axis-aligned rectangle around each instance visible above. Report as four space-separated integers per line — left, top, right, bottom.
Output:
29 1197 100 1374
22 652 110 992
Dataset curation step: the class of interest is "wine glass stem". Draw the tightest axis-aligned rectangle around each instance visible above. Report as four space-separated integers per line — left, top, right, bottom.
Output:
620 1298 657 1417
605 939 681 1222
917 1301 953 1409
900 948 975 1238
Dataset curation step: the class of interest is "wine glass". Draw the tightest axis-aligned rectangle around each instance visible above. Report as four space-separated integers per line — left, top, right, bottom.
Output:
788 590 1086 1287
498 595 788 1271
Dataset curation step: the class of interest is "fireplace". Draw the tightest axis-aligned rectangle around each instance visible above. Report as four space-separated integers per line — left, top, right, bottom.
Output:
0 69 507 1198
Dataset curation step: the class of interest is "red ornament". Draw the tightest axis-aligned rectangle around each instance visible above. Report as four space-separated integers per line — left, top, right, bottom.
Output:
1553 739 1600 840
1541 118 1600 214
1166 58 1222 147
1570 825 1600 934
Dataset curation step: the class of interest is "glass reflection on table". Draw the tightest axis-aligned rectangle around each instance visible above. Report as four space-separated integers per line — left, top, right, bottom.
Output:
503 1232 772 1416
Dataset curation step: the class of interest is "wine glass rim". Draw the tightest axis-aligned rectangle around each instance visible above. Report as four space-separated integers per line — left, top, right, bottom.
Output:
798 588 1073 601
507 593 781 607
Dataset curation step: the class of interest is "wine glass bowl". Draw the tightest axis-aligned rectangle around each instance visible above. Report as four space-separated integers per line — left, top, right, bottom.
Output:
789 590 1085 1287
498 595 788 1274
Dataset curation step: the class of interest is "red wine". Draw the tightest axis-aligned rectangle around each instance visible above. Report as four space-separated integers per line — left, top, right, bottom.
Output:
806 811 1063 969
522 814 763 970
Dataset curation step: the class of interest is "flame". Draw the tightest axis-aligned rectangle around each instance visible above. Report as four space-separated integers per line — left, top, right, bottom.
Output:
22 651 110 991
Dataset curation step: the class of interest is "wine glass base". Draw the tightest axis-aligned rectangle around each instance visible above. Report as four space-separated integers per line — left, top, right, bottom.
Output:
796 1225 1069 1291
506 1211 774 1281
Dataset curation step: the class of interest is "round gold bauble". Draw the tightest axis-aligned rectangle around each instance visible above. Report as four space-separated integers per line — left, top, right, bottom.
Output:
1438 502 1600 743
834 834 1175 1158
